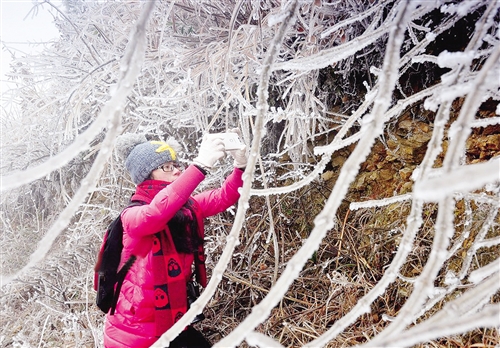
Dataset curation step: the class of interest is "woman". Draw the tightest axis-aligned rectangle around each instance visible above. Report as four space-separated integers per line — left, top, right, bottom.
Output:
104 132 247 348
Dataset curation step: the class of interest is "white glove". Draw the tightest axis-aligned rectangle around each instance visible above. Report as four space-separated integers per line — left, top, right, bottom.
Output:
193 134 225 169
229 146 247 168
227 129 248 168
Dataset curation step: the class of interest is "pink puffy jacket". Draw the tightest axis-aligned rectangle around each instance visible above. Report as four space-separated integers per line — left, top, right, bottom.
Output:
104 165 243 348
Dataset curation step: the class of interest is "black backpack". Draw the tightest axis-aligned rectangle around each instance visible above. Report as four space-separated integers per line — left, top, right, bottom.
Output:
94 201 144 315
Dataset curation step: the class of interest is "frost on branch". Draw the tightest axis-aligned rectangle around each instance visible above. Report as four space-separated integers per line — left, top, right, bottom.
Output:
1 0 499 347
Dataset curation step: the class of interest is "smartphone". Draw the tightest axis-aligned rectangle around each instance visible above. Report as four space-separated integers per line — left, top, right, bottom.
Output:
210 132 245 150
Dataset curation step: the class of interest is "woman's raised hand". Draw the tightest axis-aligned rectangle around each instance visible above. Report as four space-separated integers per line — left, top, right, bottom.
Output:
193 134 226 169
227 129 247 169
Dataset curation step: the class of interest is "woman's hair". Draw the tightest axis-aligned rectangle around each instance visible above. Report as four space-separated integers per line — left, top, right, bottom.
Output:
167 199 204 253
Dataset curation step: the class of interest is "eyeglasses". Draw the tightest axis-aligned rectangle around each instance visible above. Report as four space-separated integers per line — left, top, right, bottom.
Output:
157 162 183 172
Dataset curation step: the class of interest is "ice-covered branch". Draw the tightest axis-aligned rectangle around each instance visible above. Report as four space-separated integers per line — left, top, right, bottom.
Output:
308 3 456 346
310 82 476 347
469 259 500 284
246 331 285 348
0 110 106 192
40 0 102 65
474 236 500 250
368 197 454 343
460 202 497 282
307 195 427 347
315 79 442 157
250 155 330 196
349 194 412 210
471 116 500 128
0 0 155 285
414 158 500 201
320 3 384 40
369 304 499 348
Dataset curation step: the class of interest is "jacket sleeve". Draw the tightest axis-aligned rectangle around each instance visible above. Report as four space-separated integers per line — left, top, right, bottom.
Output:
122 165 205 239
193 168 244 218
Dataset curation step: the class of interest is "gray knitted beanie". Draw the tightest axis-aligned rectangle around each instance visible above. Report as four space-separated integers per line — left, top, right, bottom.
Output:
115 133 182 184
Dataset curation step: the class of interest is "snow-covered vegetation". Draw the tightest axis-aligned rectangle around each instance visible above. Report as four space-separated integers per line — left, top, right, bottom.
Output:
1 0 499 347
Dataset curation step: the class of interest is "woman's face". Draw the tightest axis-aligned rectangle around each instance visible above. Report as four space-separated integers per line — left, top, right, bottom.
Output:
150 162 183 182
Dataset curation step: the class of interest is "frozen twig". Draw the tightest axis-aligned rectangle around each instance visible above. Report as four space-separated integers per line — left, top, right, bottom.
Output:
349 194 412 210
469 259 500 284
414 158 500 201
246 331 285 348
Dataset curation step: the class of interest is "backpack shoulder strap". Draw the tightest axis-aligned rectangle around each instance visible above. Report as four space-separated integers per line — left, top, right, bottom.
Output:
110 255 137 315
109 200 146 314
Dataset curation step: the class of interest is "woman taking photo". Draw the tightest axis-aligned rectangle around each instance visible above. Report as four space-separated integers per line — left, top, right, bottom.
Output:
103 132 247 348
